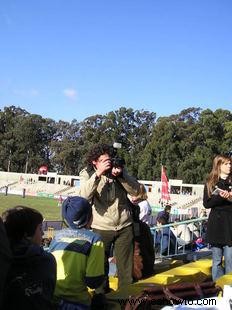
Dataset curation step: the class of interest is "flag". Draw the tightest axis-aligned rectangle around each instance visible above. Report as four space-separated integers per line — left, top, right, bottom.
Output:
161 166 170 201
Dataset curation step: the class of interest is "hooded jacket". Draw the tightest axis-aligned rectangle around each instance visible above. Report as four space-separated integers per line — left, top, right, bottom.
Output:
3 239 56 310
79 168 140 230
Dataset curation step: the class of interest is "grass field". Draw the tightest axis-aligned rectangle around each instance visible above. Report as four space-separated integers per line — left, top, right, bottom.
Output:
0 194 62 220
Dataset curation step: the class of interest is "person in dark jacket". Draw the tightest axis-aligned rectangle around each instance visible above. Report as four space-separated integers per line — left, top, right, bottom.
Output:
156 204 171 224
203 154 232 280
155 216 177 256
0 217 12 309
2 206 57 310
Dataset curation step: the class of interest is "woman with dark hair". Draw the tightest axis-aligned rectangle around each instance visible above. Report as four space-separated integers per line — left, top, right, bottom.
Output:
2 206 56 310
203 154 232 280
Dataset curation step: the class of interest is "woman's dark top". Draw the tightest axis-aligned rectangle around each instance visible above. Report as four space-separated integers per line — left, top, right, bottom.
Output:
203 177 232 246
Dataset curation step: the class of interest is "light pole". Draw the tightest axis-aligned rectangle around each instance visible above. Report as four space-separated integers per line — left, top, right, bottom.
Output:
7 150 11 172
25 150 30 174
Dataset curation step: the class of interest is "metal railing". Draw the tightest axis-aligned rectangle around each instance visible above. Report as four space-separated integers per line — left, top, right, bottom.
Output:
150 217 209 261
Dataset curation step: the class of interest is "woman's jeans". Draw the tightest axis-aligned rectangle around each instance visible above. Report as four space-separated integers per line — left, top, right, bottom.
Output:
211 245 232 281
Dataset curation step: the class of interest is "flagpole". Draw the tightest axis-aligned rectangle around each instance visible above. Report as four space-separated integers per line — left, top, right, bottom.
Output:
160 164 163 207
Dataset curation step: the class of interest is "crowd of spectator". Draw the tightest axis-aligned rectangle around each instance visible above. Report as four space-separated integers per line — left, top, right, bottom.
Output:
1 147 231 309
153 203 208 257
0 143 156 309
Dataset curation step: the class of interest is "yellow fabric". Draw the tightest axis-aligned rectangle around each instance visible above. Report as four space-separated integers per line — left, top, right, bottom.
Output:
216 271 232 290
107 259 212 302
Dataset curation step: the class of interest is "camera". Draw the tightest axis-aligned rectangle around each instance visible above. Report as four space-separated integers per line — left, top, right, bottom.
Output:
111 142 125 168
105 156 125 178
105 142 125 177
111 157 125 169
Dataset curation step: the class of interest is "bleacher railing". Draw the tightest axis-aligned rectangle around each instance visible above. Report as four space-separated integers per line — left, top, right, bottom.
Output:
150 217 209 261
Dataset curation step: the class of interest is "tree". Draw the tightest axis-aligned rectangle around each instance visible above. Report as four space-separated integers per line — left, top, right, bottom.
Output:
0 105 231 183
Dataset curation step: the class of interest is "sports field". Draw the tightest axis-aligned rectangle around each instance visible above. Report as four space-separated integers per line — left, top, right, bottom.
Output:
0 194 61 220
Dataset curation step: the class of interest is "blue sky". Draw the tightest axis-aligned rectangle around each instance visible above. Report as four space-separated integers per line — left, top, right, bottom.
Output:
1 0 231 122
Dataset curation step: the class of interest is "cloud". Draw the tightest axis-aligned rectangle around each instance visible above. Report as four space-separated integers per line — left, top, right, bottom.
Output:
13 89 39 97
1 13 12 26
1 8 13 26
63 88 78 101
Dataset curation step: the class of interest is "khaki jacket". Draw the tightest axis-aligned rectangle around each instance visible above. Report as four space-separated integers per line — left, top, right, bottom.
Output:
79 168 140 231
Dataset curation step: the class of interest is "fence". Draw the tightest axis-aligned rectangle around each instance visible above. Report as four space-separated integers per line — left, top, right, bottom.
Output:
150 217 209 261
42 220 64 238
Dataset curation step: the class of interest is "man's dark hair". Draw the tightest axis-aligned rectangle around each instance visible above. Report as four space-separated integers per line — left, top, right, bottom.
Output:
86 144 114 166
164 205 171 212
2 206 43 244
157 216 168 225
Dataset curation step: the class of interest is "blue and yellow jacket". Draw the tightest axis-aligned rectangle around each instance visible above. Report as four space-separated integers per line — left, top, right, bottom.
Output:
49 228 104 306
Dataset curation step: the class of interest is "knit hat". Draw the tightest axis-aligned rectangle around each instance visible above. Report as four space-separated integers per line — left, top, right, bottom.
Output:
62 196 92 229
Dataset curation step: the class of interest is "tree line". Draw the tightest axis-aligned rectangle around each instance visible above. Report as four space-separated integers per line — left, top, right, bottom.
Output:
0 105 231 184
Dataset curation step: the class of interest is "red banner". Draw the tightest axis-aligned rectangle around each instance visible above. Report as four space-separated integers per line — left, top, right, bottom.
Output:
161 166 170 201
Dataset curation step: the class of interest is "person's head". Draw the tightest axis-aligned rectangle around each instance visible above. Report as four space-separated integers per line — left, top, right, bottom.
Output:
86 144 114 168
62 196 92 229
164 205 171 213
212 155 231 177
2 206 44 246
130 184 148 204
157 216 168 226
207 154 232 194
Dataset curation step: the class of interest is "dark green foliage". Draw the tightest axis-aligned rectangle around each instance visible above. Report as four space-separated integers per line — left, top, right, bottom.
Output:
0 105 231 184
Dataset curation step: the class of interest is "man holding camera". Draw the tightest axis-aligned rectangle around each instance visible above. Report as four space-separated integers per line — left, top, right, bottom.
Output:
79 143 140 293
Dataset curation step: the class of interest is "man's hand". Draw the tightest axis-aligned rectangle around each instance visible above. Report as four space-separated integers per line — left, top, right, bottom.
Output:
93 154 112 177
95 160 111 177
